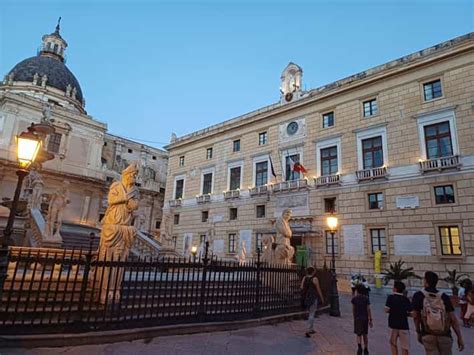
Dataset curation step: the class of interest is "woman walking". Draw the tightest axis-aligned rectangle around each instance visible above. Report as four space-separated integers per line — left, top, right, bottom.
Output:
301 267 325 338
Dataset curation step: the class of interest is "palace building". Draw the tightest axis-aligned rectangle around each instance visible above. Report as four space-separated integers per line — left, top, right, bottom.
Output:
0 22 168 248
163 33 474 280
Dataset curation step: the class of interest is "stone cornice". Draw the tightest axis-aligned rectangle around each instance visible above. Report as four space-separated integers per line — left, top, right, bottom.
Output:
166 33 473 151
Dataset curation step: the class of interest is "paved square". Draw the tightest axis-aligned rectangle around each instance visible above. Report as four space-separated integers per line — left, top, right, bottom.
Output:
3 292 473 355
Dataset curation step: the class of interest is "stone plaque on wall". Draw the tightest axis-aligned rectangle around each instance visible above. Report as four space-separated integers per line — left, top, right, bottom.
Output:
343 224 365 255
213 239 224 254
396 196 419 209
394 235 431 255
275 193 309 217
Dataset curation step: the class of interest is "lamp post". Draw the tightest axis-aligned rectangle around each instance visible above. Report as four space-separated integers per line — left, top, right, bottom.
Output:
2 127 42 247
326 215 341 317
191 245 198 262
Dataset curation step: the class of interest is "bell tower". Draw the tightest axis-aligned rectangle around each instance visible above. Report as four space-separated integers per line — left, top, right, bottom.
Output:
280 62 303 104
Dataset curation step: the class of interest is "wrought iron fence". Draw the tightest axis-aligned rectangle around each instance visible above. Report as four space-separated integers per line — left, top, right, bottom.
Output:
0 244 329 335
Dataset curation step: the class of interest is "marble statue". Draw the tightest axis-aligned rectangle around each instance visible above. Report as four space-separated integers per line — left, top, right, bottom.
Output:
30 171 44 210
45 180 70 239
41 74 47 88
42 103 52 121
160 213 173 246
274 208 295 265
97 163 139 303
33 73 39 86
238 240 247 264
261 234 274 264
66 84 72 96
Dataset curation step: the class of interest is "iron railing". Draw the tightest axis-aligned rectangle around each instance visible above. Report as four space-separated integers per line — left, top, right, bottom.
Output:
0 244 322 335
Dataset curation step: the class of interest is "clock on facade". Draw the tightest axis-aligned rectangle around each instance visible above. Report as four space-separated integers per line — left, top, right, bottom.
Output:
285 92 293 102
286 121 299 135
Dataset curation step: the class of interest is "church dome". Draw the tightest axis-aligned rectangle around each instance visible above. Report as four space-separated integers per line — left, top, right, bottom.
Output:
7 55 83 103
2 19 85 111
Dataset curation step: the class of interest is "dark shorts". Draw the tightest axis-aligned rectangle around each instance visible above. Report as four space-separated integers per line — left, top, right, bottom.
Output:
354 318 369 336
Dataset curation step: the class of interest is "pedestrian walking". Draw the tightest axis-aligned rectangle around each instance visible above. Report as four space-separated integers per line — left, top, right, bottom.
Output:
352 284 373 355
300 266 325 338
412 271 464 355
458 279 471 328
385 281 412 355
463 281 474 328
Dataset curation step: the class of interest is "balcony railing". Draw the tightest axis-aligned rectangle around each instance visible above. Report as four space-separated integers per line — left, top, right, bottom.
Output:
249 185 269 196
419 155 461 173
196 194 212 204
224 190 240 200
169 199 182 208
356 166 388 182
272 179 308 193
314 174 340 187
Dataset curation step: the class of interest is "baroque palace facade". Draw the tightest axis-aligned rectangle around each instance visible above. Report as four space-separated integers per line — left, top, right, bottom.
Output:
164 33 474 280
0 23 168 241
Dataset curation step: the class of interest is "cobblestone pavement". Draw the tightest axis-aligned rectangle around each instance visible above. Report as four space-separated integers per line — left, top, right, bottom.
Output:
3 292 473 355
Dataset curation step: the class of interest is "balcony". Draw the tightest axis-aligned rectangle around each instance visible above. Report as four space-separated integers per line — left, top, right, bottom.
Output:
224 190 240 200
314 174 340 187
169 199 182 208
249 185 269 196
419 155 461 173
196 194 211 204
272 179 308 193
356 166 388 182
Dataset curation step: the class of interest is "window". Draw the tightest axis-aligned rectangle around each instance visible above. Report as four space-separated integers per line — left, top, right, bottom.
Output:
368 192 383 210
206 147 213 160
424 122 453 159
201 210 209 223
155 220 161 229
104 142 108 146
229 208 238 220
256 205 266 218
259 132 268 145
363 98 378 117
255 161 268 187
228 234 236 253
128 148 133 154
256 233 263 251
199 234 206 245
321 146 338 176
173 214 180 225
233 139 241 152
229 166 241 190
370 229 386 255
172 236 177 248
175 179 184 199
202 173 213 194
324 198 336 213
325 231 339 254
179 156 185 167
47 133 62 153
362 136 383 169
439 226 461 255
434 185 455 204
322 112 334 128
152 156 157 160
423 79 442 101
285 154 301 181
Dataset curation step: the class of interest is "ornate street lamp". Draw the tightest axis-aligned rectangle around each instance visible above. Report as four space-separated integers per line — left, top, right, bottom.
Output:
2 126 42 246
191 245 198 262
326 215 341 317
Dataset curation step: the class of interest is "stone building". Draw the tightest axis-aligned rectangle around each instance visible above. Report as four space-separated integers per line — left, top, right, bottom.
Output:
164 33 474 280
0 22 167 246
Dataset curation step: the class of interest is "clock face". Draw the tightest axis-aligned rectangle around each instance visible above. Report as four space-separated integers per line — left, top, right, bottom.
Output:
287 121 299 135
285 92 293 102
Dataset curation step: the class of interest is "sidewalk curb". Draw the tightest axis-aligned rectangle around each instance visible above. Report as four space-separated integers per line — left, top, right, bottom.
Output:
0 307 329 349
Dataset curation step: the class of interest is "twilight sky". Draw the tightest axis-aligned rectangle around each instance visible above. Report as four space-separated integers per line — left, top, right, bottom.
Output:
1 1 472 148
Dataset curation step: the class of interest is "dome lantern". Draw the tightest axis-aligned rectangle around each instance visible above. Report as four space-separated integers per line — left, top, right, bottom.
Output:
40 17 68 62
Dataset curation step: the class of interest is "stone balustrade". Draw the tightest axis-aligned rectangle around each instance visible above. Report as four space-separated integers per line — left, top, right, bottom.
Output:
196 194 211 204
224 190 240 200
419 155 461 173
314 174 340 187
356 166 388 181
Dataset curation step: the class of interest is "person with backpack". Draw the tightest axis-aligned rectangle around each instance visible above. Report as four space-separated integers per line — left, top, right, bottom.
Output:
412 271 464 354
352 284 373 355
300 266 325 338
